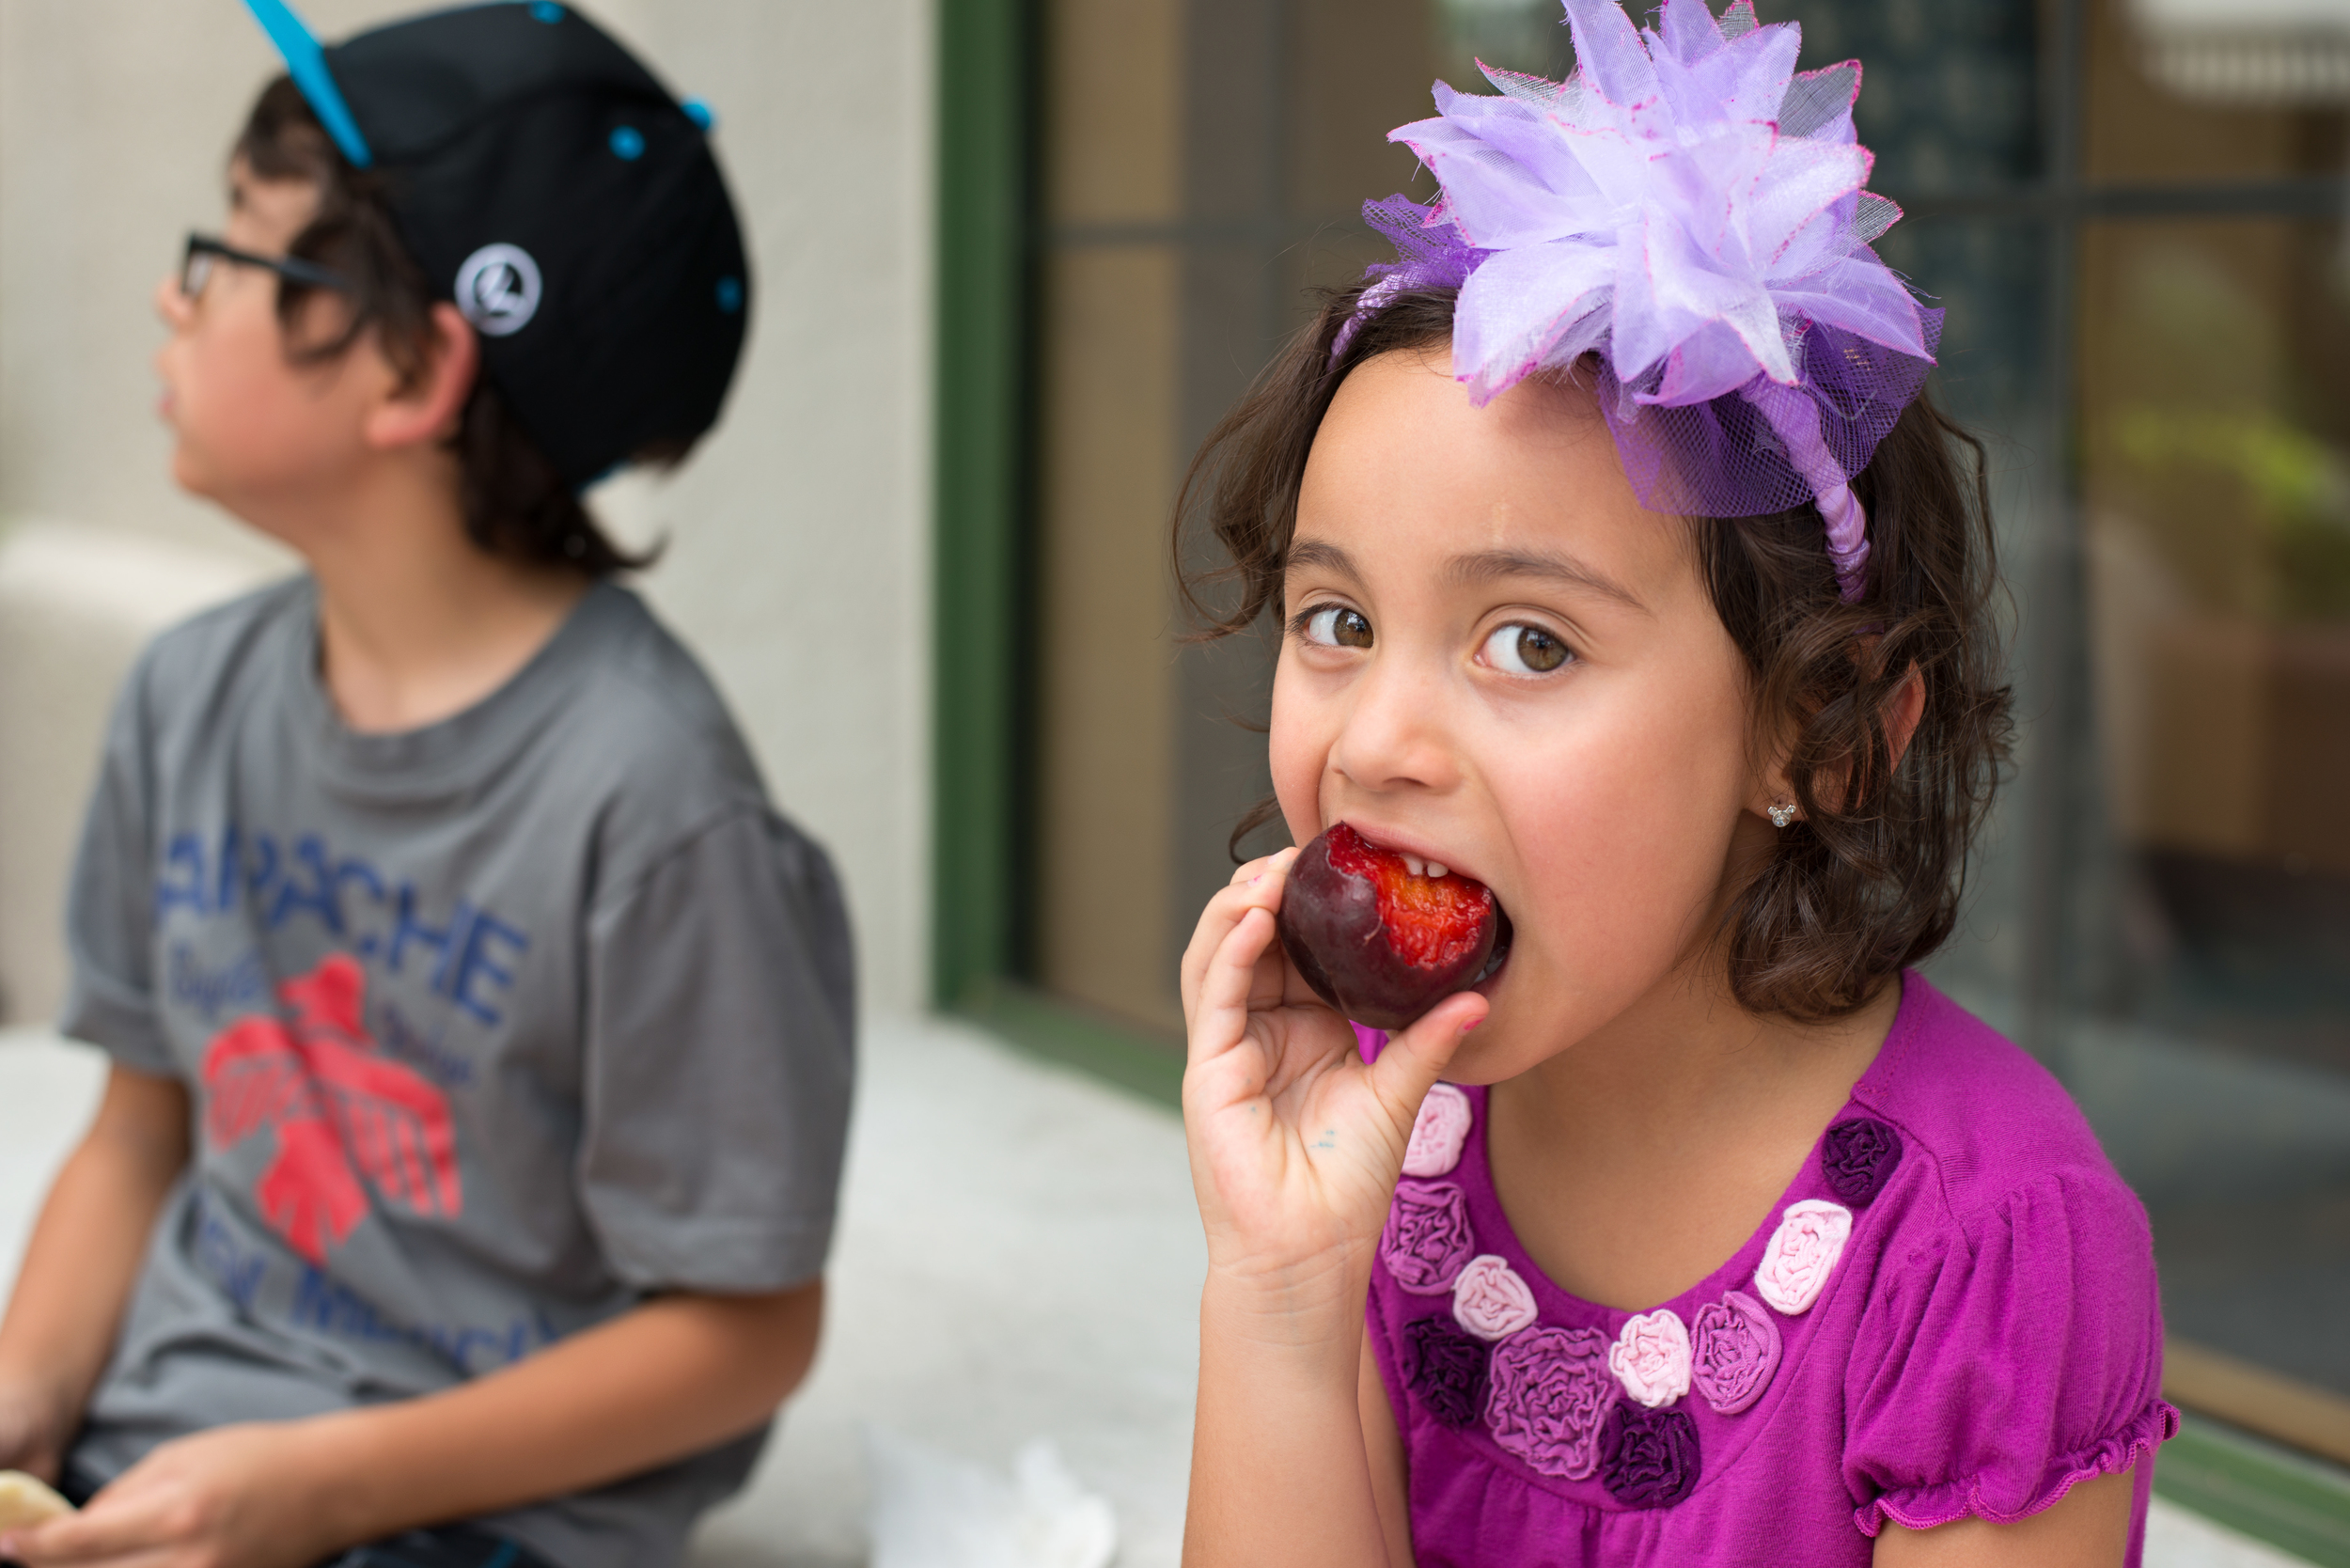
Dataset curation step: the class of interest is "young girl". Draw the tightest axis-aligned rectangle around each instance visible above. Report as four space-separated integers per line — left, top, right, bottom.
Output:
1176 3 2172 1564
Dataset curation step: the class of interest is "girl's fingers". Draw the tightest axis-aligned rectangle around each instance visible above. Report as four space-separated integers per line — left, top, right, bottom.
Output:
1188 905 1284 1072
1181 850 1298 1015
1225 847 1286 887
1367 991 1485 1127
1221 844 1297 892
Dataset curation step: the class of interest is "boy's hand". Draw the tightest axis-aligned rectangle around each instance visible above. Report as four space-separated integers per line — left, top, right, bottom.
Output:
1180 848 1486 1326
0 1421 349 1568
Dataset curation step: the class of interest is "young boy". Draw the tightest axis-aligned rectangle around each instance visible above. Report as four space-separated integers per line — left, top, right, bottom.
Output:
0 6 854 1566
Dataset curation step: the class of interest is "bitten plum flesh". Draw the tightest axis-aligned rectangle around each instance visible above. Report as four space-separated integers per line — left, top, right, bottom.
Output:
1277 822 1497 1030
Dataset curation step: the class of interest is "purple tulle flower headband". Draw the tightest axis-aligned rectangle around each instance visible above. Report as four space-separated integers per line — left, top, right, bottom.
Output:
1337 0 1943 602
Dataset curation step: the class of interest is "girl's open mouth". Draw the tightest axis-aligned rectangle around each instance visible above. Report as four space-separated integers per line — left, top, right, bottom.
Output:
1471 903 1514 995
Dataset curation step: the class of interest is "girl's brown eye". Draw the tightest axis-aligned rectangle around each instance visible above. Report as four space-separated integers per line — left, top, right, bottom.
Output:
1303 605 1374 650
1483 622 1572 674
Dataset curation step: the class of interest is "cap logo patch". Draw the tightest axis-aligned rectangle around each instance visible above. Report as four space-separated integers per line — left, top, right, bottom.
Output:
455 243 542 337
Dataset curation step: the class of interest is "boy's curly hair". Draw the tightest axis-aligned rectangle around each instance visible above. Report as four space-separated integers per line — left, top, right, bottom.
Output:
1174 283 2015 1022
234 76 662 575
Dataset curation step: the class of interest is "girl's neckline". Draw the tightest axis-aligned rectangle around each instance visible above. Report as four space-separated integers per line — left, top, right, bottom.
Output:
1457 971 1916 1323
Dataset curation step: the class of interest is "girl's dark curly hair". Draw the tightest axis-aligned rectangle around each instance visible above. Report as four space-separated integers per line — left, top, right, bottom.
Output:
1173 282 2014 1022
232 76 662 576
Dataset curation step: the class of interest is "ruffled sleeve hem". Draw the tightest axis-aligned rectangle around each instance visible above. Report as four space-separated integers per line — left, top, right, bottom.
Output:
1854 1399 2179 1538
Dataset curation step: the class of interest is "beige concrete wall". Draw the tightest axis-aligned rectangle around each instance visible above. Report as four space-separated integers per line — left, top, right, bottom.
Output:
0 525 277 1025
0 0 934 1019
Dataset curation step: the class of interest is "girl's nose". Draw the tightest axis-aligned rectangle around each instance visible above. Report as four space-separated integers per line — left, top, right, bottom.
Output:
1327 648 1463 797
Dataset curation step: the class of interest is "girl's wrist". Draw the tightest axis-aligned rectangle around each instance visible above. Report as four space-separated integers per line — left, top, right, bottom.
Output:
1198 1276 1371 1448
1201 1251 1374 1356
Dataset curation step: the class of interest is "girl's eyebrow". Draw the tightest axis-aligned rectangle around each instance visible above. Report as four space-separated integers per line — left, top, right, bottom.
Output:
1446 547 1649 614
1284 538 1360 582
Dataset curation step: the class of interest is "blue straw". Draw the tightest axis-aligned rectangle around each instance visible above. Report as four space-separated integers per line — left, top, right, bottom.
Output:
242 0 373 167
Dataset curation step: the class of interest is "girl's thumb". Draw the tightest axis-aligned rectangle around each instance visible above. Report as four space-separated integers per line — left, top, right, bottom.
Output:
1370 992 1487 1118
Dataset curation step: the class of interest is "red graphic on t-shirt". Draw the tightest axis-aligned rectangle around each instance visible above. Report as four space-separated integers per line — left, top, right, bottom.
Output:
200 954 462 1262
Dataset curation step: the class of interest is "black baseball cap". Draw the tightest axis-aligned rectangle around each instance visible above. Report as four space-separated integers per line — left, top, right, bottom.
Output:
243 0 751 487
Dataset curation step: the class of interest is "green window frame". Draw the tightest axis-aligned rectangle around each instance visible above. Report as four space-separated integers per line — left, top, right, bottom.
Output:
931 0 1184 1105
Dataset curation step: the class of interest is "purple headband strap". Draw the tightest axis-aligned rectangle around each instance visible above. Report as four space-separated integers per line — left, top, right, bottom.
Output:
1744 380 1869 596
1337 0 1940 603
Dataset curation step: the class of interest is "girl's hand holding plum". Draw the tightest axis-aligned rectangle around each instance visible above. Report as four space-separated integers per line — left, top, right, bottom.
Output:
1180 843 1487 1329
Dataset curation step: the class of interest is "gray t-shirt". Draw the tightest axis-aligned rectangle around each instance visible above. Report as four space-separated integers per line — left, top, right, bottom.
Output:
59 577 855 1568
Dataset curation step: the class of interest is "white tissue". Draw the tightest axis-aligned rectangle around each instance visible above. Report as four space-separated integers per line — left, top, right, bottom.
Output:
865 1427 1117 1568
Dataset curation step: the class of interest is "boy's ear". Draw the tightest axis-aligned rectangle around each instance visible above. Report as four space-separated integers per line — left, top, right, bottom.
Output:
364 303 479 452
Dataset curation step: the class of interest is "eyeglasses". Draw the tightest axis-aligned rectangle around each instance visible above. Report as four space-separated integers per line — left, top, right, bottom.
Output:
179 232 355 302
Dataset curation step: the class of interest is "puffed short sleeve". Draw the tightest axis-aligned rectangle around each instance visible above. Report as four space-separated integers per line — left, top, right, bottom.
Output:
1843 1170 2178 1536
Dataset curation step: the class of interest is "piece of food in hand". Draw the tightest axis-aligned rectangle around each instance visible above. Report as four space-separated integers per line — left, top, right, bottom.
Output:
1276 822 1502 1030
0 1469 74 1529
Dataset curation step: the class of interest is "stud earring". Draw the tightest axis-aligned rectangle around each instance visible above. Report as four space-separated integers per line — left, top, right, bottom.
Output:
1767 801 1797 829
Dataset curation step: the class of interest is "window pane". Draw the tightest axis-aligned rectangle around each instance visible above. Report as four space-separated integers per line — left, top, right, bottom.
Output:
1035 243 1183 1028
2077 214 2350 1397
1033 0 1188 1028
1872 213 2057 1027
1798 0 2043 193
2088 0 2350 183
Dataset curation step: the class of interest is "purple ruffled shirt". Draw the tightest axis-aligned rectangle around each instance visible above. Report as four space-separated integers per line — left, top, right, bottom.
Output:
1364 972 2177 1566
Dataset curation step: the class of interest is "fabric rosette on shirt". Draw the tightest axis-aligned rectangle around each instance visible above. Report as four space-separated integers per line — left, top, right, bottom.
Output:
1381 1183 1479 1294
1406 1315 1496 1428
1452 1254 1542 1340
1600 1403 1703 1508
1754 1199 1853 1314
1402 1084 1476 1177
1821 1118 1904 1206
1608 1309 1694 1407
1689 1290 1783 1415
1487 1325 1617 1479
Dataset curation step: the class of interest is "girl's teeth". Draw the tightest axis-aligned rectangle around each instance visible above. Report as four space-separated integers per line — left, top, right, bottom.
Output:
1402 854 1425 877
1426 862 1448 879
